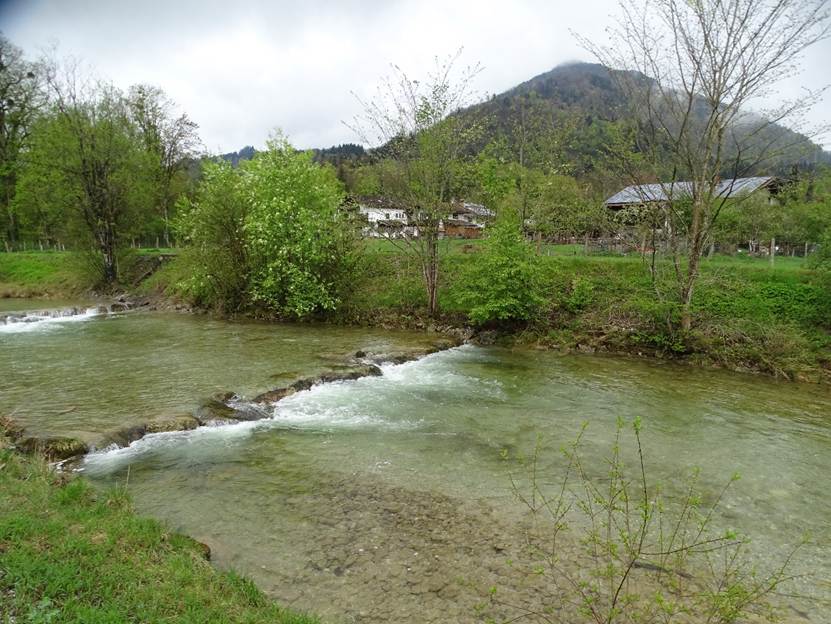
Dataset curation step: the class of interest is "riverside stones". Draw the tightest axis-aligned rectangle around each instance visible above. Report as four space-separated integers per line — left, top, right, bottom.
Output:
17 436 89 461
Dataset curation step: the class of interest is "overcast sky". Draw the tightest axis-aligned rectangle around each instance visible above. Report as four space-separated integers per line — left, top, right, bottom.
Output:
2 0 829 152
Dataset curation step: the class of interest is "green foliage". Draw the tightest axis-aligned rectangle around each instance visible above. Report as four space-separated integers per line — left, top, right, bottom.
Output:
13 79 157 285
809 227 831 272
0 445 317 623
497 422 796 623
457 215 545 325
175 160 249 311
176 137 354 318
244 137 349 317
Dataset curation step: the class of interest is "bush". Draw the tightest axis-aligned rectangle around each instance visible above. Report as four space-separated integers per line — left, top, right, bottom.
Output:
176 137 356 318
175 161 249 311
456 216 546 326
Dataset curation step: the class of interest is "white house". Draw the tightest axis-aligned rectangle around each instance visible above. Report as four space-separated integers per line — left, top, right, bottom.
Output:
356 197 494 239
357 196 415 238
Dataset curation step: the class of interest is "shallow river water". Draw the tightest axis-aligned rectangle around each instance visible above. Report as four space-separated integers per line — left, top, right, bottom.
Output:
2 309 829 622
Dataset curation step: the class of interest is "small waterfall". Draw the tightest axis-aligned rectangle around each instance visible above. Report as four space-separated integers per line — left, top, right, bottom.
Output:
0 302 130 333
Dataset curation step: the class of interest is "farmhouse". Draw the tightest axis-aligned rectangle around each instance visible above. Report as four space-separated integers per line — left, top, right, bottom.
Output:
356 197 494 239
605 176 781 210
443 202 495 239
356 196 416 238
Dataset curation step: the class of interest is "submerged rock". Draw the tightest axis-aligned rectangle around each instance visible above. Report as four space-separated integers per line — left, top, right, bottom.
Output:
194 399 242 425
18 436 89 461
253 364 383 405
145 415 199 434
253 386 298 404
193 399 266 425
102 424 148 448
314 364 383 384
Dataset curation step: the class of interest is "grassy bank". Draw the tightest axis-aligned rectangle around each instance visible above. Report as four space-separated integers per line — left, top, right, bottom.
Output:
0 440 316 623
0 252 83 298
338 241 831 381
0 249 176 298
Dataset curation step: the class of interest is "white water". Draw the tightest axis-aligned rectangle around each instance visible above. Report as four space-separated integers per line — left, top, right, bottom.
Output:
81 346 482 472
0 306 108 334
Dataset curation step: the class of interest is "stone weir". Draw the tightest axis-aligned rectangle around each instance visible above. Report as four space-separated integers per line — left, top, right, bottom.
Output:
0 296 136 329
0 334 469 465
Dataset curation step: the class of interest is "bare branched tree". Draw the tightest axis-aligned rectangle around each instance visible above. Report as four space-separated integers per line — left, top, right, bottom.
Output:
128 84 201 247
347 50 484 316
580 0 830 329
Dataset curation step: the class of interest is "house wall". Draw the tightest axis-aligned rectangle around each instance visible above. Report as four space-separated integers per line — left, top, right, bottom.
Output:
445 224 482 239
359 206 408 224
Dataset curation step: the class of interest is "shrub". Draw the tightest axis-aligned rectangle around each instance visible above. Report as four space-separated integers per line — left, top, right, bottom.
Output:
244 137 352 317
175 137 356 317
495 420 800 624
457 216 546 326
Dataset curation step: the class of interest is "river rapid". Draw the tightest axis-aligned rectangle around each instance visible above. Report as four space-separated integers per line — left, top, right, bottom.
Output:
1 305 829 622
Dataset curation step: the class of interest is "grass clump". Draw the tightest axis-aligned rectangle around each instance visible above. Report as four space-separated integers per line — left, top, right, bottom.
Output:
0 443 317 624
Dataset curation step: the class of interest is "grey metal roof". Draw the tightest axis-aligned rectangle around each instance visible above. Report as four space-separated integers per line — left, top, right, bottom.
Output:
605 177 776 207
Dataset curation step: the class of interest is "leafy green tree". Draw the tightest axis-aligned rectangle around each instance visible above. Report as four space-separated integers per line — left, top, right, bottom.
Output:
178 136 353 317
243 137 351 317
127 84 201 247
15 60 154 284
809 227 831 271
458 213 545 326
349 51 484 316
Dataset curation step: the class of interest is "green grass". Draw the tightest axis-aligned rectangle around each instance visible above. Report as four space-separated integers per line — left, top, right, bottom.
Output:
0 249 181 297
0 252 82 297
0 442 317 624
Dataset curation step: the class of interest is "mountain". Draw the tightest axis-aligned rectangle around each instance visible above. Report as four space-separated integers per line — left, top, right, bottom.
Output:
217 143 366 168
456 62 830 180
219 145 257 167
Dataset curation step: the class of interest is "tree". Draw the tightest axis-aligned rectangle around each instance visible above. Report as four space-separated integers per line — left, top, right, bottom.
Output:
349 51 484 316
178 136 354 318
582 0 830 329
127 84 201 247
243 136 351 317
174 160 248 311
0 36 43 247
17 58 154 284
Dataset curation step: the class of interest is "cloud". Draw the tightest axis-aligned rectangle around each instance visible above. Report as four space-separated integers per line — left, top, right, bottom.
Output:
2 0 828 151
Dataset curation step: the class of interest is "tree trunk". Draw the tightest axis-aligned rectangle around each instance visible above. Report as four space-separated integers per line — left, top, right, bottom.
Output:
707 240 715 259
804 241 809 258
424 234 440 317
769 237 775 267
99 223 119 285
163 202 171 248
680 198 707 331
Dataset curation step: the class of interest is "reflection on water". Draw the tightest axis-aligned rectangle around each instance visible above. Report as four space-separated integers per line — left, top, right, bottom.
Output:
3 311 830 621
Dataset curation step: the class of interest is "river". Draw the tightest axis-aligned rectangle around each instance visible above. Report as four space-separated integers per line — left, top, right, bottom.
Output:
1 306 829 622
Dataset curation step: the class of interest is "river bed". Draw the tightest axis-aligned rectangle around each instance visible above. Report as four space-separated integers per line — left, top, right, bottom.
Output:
2 309 829 622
